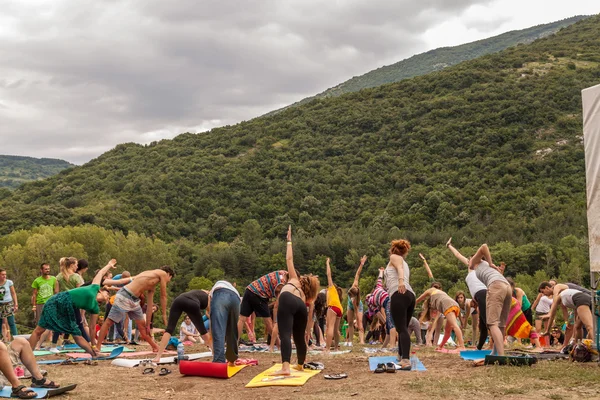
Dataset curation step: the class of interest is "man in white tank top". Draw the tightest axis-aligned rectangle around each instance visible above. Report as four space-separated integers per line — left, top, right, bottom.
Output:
540 283 593 340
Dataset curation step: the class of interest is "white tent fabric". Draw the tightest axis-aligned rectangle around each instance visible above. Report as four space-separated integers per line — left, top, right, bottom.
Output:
582 83 600 272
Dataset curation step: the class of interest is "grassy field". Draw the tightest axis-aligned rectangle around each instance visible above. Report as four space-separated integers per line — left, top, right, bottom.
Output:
35 342 600 400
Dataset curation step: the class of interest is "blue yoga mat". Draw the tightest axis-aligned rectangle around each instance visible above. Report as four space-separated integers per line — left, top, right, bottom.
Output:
460 350 492 360
368 356 426 372
0 384 76 398
38 346 124 365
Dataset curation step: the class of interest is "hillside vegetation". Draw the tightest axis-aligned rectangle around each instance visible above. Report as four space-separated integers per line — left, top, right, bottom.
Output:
0 16 599 318
269 15 589 115
0 155 73 190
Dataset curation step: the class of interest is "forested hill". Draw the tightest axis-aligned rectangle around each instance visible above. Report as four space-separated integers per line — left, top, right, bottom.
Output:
1 15 600 251
0 155 74 190
267 15 589 116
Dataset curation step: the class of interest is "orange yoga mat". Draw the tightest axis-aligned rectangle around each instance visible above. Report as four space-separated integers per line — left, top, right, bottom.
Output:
179 360 246 379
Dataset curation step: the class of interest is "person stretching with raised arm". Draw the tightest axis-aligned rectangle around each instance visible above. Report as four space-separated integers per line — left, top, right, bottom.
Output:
272 226 320 375
324 258 343 354
416 288 465 350
447 238 489 350
346 255 367 346
469 243 511 356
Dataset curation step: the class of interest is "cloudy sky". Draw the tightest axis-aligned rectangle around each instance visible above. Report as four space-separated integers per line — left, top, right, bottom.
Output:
0 0 598 164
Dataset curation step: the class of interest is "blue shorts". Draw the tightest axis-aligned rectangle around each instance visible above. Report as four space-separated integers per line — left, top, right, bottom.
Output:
347 297 364 313
108 288 145 323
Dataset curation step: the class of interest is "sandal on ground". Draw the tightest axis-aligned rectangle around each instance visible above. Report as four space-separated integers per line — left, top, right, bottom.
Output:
324 373 348 380
385 362 396 373
159 368 171 376
398 362 411 371
11 385 36 399
303 362 324 370
31 377 60 389
374 363 386 373
143 367 155 375
83 360 98 366
60 359 78 366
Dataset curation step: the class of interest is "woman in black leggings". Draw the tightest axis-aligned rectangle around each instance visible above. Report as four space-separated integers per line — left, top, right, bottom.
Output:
272 226 320 375
152 290 210 362
384 239 415 370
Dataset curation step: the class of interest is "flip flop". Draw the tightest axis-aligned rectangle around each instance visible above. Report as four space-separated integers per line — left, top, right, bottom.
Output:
374 363 386 373
385 362 396 373
324 373 348 380
159 368 172 376
303 362 324 370
142 367 155 375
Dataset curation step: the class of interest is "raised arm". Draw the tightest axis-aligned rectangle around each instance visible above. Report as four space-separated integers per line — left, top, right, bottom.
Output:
286 226 299 281
446 238 469 266
468 244 493 270
92 259 117 285
326 258 334 287
352 255 367 288
419 253 434 279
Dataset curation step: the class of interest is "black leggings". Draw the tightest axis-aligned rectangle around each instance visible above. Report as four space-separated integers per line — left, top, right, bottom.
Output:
390 291 415 360
277 292 308 365
474 289 488 350
165 296 206 336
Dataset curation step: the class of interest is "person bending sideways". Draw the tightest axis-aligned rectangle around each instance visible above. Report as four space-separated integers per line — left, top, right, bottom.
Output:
417 288 465 350
385 239 415 370
272 226 320 375
208 280 241 365
238 270 288 345
540 282 594 340
29 260 116 357
152 289 211 362
469 244 511 356
96 266 174 352
324 257 343 354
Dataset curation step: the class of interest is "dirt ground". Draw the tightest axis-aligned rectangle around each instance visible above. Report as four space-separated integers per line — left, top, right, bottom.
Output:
38 343 600 400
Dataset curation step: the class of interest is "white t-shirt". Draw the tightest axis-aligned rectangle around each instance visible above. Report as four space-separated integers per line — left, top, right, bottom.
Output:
210 280 238 297
465 270 487 298
180 321 198 341
536 295 553 313
0 280 14 303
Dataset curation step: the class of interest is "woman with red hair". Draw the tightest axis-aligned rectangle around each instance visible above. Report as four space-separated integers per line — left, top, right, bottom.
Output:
384 239 414 370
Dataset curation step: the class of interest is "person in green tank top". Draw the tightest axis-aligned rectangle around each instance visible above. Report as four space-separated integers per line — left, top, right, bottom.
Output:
28 259 117 358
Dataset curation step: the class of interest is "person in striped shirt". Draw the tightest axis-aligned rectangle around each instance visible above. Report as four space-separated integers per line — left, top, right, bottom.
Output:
366 268 394 345
238 270 288 343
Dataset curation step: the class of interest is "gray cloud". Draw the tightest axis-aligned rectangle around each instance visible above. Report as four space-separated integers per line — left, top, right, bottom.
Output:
1 0 511 164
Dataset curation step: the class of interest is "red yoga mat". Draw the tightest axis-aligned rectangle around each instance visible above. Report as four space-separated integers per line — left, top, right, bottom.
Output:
179 360 246 379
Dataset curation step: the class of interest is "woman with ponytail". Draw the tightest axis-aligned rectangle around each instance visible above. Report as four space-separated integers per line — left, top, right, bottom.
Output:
384 239 415 370
272 226 320 376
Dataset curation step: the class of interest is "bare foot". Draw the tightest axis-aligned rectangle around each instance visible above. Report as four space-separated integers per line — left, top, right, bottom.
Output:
228 361 236 367
472 359 485 367
292 364 303 372
151 347 159 353
151 357 161 363
270 368 291 376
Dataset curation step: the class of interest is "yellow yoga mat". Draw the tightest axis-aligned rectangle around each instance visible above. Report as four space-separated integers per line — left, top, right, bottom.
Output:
245 364 321 388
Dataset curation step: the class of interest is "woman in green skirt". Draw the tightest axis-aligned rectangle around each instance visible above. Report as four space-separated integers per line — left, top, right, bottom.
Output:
28 259 117 357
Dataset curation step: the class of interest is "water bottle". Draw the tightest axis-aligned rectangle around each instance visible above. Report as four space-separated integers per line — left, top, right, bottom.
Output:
177 342 185 361
410 352 417 371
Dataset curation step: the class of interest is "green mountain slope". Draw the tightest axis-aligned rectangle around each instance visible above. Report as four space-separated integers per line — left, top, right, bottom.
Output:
268 15 589 116
0 155 74 190
1 15 599 251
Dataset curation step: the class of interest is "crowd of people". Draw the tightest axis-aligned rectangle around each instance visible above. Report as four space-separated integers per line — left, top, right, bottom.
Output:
0 228 596 397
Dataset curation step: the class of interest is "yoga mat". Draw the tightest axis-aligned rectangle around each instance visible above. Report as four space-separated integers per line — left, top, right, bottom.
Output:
0 384 76 398
111 351 213 368
435 348 460 354
460 350 492 360
484 355 537 366
37 347 124 365
368 356 427 372
66 350 176 359
179 360 246 378
245 364 321 388
34 346 133 356
308 350 351 355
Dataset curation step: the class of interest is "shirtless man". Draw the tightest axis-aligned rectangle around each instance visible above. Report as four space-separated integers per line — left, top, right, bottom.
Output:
95 266 174 352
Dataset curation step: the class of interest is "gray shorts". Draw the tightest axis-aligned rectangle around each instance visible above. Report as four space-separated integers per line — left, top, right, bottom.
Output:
108 288 145 323
572 292 592 309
